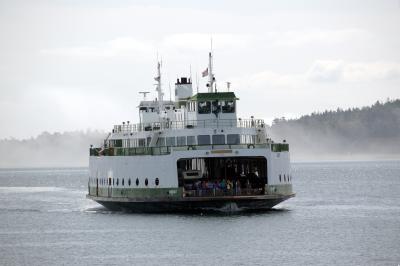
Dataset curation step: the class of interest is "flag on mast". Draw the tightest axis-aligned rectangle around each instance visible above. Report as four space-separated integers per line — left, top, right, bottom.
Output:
202 68 208 77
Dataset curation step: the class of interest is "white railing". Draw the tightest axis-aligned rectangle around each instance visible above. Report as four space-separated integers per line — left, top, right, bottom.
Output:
113 119 265 133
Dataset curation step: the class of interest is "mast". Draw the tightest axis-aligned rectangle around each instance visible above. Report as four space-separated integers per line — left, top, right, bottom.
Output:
208 52 214 93
155 61 163 113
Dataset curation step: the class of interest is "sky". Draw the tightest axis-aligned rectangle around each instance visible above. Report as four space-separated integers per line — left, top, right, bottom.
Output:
0 0 399 139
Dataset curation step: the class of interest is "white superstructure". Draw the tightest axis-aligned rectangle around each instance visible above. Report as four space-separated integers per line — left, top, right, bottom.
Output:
87 52 294 212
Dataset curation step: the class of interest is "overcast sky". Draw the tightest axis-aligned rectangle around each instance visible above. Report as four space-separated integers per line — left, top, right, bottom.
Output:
1 0 399 139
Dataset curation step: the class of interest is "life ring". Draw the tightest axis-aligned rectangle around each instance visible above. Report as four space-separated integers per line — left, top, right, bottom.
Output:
247 144 255 149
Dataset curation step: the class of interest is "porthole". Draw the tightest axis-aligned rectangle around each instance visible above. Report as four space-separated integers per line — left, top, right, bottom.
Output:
155 178 159 186
279 174 281 182
128 178 131 186
117 178 119 186
145 178 148 186
122 178 125 186
136 178 139 186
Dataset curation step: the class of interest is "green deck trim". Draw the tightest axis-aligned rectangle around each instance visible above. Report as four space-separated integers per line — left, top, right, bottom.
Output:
88 184 293 199
190 92 238 101
89 186 183 199
266 184 293 195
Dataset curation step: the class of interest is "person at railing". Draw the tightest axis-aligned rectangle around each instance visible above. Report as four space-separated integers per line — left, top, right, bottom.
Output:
219 179 227 191
235 179 241 195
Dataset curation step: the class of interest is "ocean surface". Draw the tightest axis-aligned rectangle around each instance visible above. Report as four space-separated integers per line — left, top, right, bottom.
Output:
0 161 399 266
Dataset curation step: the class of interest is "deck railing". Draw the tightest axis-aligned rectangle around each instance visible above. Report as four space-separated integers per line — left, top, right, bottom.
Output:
113 118 265 133
89 143 270 157
184 188 264 197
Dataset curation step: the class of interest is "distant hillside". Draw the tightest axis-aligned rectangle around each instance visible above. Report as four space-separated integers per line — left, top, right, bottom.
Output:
269 99 400 161
0 130 107 168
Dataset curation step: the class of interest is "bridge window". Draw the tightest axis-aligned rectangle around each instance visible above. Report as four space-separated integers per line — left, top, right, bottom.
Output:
122 178 125 186
212 134 225 145
198 101 211 114
177 136 186 146
198 135 211 145
116 178 119 186
136 178 139 186
166 137 176 146
128 178 131 186
222 100 235 113
145 178 149 186
155 178 159 186
227 134 240 145
187 136 196 145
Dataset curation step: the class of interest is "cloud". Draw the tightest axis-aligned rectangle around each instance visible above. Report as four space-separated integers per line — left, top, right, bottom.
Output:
41 37 155 57
270 28 371 46
307 60 400 82
162 33 252 51
41 33 252 57
307 60 344 82
229 60 400 92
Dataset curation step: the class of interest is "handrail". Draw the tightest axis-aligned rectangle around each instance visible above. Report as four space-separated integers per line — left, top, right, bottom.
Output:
89 144 270 157
113 118 265 133
184 188 264 197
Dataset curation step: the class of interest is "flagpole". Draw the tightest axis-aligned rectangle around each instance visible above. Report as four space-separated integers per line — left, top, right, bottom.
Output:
208 52 213 93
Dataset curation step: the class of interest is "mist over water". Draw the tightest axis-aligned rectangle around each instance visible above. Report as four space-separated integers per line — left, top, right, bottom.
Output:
0 161 399 265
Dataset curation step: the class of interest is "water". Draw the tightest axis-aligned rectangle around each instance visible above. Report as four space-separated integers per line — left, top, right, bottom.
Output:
0 161 399 266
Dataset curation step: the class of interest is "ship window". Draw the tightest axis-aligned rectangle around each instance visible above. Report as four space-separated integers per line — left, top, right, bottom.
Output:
145 178 148 186
222 100 235 113
108 178 111 186
138 138 146 147
279 175 281 182
187 136 196 145
122 178 125 186
136 178 139 186
155 178 159 186
139 107 147 111
177 136 186 146
146 137 151 147
117 178 119 186
198 101 211 114
166 137 176 146
156 137 165 147
227 134 240 145
128 178 131 186
114 139 123 148
212 134 225 145
284 175 286 182
113 178 114 185
198 135 211 145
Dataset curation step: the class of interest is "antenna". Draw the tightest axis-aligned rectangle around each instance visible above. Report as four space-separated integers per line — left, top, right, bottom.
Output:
139 91 150 101
189 64 192 83
169 82 172 101
196 71 199 93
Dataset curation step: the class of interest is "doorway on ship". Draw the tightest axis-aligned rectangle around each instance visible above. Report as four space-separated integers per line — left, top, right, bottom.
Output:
177 156 267 197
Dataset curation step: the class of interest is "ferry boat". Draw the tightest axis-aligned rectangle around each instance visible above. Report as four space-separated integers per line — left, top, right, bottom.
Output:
87 52 295 212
